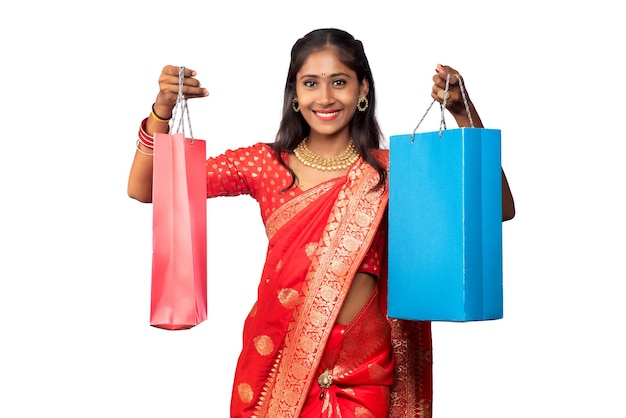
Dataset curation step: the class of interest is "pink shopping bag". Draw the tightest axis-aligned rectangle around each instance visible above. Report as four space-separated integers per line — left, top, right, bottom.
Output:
150 131 207 330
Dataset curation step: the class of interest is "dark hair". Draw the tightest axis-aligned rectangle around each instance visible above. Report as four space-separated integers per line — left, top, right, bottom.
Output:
272 28 386 190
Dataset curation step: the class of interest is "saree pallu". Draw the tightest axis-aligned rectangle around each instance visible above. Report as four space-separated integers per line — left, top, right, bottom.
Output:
230 154 389 417
231 175 347 416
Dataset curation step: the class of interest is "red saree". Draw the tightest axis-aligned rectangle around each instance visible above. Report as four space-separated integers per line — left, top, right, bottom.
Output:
206 143 432 418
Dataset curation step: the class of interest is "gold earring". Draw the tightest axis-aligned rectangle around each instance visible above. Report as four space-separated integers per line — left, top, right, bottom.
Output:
357 97 368 112
292 98 300 112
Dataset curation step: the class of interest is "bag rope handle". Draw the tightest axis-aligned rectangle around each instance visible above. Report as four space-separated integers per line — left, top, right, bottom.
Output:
410 72 473 142
170 66 195 143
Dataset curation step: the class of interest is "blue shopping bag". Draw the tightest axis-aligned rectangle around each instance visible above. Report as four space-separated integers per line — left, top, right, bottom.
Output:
388 127 503 321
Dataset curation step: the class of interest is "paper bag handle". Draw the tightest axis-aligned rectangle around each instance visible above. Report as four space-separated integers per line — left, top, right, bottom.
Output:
170 66 195 143
410 73 473 142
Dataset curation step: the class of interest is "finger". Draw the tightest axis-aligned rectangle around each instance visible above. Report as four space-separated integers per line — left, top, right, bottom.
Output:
162 65 180 76
162 65 197 77
160 70 205 91
158 65 209 100
432 74 447 90
160 66 201 85
182 75 202 88
158 69 182 89
435 64 461 85
436 64 457 76
182 85 209 98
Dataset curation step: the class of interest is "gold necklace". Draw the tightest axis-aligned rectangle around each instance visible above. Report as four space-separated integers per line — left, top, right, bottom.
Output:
293 138 359 171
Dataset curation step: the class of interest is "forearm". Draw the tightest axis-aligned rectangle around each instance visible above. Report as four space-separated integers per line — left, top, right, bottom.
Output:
127 109 171 203
451 101 483 129
127 146 154 203
501 169 515 221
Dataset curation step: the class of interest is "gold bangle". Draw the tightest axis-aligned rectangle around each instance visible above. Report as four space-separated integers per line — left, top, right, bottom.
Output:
150 110 170 123
150 103 171 123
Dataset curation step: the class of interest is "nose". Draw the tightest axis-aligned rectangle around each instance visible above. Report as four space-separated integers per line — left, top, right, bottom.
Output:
317 84 335 107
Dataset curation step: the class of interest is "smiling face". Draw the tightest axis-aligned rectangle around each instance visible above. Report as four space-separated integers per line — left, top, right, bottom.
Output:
294 47 369 142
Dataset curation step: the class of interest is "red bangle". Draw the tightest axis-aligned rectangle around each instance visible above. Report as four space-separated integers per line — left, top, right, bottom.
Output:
138 118 154 149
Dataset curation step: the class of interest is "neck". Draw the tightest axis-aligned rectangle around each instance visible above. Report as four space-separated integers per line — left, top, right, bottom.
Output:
305 135 352 158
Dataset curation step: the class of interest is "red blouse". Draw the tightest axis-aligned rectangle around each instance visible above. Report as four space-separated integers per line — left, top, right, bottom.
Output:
205 142 385 277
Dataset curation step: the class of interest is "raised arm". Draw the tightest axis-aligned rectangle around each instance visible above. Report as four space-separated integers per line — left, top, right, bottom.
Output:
431 64 515 221
127 66 208 203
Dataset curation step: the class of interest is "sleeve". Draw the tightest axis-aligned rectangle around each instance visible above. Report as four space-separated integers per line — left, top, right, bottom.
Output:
205 143 269 199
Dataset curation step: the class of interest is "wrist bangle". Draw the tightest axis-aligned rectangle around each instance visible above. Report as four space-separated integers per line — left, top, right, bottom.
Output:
138 118 155 149
151 103 171 123
136 139 154 156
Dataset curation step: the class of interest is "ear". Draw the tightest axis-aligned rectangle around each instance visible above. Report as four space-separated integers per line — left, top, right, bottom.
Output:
359 79 370 98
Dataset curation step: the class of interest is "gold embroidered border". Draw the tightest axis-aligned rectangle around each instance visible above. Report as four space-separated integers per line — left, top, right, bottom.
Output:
265 181 339 240
389 319 433 418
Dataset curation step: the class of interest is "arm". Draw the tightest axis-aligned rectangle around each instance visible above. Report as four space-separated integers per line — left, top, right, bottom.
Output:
432 64 515 221
127 66 209 203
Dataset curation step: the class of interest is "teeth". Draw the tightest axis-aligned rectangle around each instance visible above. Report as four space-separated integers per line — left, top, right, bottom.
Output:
316 111 338 117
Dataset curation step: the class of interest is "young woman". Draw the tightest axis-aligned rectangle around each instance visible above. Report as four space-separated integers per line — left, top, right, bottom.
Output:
128 28 515 418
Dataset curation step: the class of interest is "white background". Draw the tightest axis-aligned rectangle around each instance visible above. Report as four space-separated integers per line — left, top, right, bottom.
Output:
1 1 624 417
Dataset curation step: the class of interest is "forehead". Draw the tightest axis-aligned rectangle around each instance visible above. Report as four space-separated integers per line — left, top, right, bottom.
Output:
297 47 353 76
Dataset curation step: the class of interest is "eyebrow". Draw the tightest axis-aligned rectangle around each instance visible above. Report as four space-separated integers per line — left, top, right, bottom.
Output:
299 72 352 80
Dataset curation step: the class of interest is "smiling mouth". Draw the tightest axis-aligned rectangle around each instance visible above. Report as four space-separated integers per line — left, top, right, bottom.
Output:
314 110 339 117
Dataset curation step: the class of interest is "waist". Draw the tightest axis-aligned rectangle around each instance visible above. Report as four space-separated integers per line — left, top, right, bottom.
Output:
302 289 394 417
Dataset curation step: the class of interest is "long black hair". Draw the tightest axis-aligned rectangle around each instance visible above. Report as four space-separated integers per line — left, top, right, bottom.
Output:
272 28 386 190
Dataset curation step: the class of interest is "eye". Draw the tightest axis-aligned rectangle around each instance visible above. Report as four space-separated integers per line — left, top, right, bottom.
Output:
304 80 317 88
332 79 346 87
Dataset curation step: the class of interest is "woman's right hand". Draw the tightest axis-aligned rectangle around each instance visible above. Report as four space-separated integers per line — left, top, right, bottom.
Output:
153 65 209 120
128 66 209 203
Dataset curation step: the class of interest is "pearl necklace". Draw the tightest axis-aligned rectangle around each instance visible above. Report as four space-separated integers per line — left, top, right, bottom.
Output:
293 138 359 171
